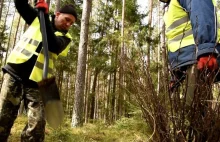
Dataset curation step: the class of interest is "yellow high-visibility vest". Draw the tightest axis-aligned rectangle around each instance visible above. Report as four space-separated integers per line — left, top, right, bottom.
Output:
7 17 72 82
164 0 220 52
213 0 220 38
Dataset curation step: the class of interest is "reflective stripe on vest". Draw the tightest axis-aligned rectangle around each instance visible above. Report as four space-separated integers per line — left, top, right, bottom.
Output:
7 17 72 82
55 31 72 57
213 0 220 41
29 50 57 82
165 0 220 52
164 0 194 52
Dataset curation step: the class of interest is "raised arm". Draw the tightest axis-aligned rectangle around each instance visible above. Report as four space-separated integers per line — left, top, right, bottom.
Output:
14 0 38 25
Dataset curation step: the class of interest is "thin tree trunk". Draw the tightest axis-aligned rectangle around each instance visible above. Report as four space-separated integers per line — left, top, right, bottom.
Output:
0 0 4 22
0 0 12 88
118 0 125 119
85 69 91 123
63 72 70 112
4 7 16 66
147 0 153 67
106 71 111 123
57 69 64 92
89 69 99 120
12 15 21 48
161 8 168 93
55 0 60 13
157 2 160 95
71 0 92 127
109 43 117 123
1 0 12 46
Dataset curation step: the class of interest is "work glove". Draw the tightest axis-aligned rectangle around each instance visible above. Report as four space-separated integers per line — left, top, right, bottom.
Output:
169 81 175 92
35 0 48 14
197 54 218 71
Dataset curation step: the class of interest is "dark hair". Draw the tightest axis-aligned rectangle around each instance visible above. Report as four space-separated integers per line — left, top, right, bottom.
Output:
159 0 170 3
59 4 78 21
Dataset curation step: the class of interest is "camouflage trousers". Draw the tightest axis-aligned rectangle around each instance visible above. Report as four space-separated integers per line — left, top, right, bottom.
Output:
0 73 46 142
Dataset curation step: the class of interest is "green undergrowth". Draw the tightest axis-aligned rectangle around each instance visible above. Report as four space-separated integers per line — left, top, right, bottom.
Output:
8 115 149 142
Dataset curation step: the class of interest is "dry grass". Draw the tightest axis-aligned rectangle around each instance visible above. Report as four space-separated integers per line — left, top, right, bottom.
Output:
8 115 148 142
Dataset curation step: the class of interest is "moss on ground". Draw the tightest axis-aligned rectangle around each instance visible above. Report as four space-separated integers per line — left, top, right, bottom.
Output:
8 115 149 142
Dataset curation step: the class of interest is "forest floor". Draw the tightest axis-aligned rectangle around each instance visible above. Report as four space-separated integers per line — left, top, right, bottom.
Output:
8 115 149 142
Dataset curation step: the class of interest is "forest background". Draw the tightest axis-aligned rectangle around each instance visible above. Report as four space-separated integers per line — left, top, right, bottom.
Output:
1 0 220 141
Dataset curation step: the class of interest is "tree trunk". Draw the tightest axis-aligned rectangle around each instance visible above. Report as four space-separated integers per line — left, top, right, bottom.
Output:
161 8 168 93
85 68 91 123
55 0 60 13
0 0 4 22
0 0 12 87
157 2 160 95
71 0 92 127
118 0 125 119
4 7 16 66
89 69 99 120
12 15 21 48
147 0 153 67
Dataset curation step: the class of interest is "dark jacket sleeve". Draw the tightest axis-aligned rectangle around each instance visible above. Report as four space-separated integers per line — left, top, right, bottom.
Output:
14 0 38 25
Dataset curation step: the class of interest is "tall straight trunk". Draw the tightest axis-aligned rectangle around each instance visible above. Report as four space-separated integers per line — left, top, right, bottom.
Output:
72 0 92 127
64 72 69 112
108 43 117 123
57 69 64 92
106 69 112 123
147 0 153 67
89 69 99 120
0 0 12 87
55 0 60 12
0 0 4 22
16 15 24 115
112 23 119 122
4 8 16 65
94 77 99 119
1 0 12 45
113 60 117 121
12 15 21 48
103 79 107 120
157 2 160 95
118 0 125 119
98 78 101 119
161 8 168 92
113 1 120 120
69 74 75 117
105 74 109 122
85 69 91 123
63 72 70 112
67 73 74 117
148 0 153 24
89 0 107 119
0 0 8 66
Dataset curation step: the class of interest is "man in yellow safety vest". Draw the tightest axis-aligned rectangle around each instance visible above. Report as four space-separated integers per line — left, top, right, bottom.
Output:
0 0 77 141
161 0 220 140
161 0 220 103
